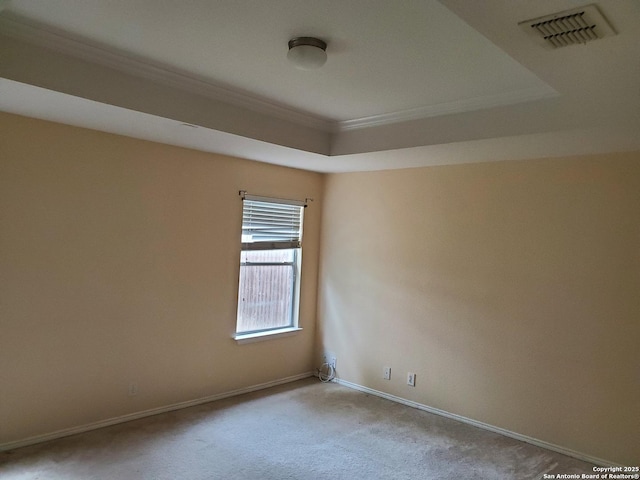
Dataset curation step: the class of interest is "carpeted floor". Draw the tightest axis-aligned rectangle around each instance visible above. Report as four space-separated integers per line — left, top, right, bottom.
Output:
0 378 597 479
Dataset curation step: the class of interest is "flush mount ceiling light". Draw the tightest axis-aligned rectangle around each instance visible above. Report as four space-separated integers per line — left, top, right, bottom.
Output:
287 37 327 70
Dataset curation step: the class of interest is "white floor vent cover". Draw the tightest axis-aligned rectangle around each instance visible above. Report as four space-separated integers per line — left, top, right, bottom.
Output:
519 4 616 48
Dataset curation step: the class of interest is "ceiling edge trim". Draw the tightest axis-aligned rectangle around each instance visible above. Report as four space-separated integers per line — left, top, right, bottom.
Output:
0 13 334 133
0 11 561 136
337 85 559 131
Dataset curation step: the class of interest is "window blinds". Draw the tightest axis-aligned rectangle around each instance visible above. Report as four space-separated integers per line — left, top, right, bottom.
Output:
241 196 304 251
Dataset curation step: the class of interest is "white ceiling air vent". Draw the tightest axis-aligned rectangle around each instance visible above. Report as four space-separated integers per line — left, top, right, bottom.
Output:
519 4 616 49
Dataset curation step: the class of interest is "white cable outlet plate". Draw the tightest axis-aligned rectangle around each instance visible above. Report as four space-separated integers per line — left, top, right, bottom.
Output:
323 351 336 369
383 366 391 380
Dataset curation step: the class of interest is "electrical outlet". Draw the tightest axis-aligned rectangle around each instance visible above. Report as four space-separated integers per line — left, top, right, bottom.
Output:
407 372 416 387
128 382 138 396
324 351 336 369
383 366 391 380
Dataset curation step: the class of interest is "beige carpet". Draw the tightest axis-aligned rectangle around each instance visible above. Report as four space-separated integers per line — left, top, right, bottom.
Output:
1 378 596 479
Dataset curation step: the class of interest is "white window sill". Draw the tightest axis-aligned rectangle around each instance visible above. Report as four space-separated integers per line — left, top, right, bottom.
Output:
233 327 302 345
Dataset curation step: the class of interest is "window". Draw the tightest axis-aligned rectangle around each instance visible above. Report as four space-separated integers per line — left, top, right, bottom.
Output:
235 194 305 340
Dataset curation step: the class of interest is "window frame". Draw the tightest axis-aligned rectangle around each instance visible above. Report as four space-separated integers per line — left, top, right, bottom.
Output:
234 194 305 343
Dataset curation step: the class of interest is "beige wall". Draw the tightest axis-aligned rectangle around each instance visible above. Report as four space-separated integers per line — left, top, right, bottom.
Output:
0 112 323 445
2 109 638 465
318 153 640 465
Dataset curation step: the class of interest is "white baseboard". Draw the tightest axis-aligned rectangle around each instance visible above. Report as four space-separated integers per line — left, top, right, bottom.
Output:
1 371 314 452
334 378 622 468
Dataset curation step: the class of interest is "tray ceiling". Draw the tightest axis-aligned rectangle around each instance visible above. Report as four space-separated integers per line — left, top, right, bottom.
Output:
1 0 639 172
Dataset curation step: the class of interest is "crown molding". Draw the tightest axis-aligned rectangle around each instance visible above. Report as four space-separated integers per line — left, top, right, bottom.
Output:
0 13 334 132
0 12 559 136
337 85 559 131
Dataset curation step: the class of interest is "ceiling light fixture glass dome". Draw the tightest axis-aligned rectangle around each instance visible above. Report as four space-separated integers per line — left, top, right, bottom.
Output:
287 37 327 70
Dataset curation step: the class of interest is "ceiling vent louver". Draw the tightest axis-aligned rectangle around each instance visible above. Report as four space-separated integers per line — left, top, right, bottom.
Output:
519 4 616 48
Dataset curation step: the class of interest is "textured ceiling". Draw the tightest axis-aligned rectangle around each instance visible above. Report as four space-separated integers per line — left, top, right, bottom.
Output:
0 0 639 172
